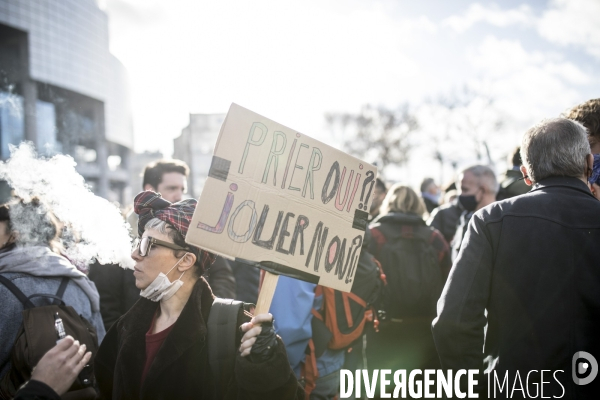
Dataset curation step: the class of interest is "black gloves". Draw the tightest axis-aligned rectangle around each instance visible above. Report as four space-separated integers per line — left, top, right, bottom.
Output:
249 320 277 363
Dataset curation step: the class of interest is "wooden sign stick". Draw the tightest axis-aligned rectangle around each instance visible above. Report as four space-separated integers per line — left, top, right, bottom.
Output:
254 271 280 315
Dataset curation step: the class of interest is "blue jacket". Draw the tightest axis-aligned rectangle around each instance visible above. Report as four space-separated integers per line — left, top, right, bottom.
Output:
270 276 344 378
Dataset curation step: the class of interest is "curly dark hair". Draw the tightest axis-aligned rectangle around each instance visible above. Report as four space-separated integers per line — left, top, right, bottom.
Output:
563 98 600 147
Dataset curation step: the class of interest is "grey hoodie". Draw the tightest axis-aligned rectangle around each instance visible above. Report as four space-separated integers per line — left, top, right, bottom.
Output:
0 246 106 379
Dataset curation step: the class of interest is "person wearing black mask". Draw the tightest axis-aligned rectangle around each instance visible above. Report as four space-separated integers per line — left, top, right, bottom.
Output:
451 165 498 261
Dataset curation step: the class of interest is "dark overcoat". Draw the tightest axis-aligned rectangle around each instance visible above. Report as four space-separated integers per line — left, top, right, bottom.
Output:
433 177 600 398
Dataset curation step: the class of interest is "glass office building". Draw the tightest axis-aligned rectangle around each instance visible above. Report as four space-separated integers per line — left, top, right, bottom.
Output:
0 0 133 203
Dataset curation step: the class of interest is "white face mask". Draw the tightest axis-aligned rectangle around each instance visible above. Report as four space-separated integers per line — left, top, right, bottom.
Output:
140 254 188 302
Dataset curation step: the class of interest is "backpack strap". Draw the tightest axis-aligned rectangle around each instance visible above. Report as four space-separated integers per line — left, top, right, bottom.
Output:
0 275 69 308
301 339 318 399
207 297 244 399
309 285 332 357
370 227 387 253
56 277 69 298
54 277 69 305
26 294 66 305
0 275 35 309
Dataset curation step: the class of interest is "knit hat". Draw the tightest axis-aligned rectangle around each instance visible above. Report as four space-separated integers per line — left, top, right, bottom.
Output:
133 191 216 270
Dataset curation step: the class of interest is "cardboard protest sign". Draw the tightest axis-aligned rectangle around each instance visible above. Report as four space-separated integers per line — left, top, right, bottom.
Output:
186 103 377 292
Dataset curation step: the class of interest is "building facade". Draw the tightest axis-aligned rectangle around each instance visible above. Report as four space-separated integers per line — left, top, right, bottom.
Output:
173 113 225 199
129 150 165 199
0 0 133 204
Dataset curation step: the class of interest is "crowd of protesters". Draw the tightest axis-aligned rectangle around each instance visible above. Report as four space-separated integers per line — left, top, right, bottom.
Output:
0 98 599 399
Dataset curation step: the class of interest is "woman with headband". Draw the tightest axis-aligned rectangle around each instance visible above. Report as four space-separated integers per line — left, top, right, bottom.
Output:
94 191 303 400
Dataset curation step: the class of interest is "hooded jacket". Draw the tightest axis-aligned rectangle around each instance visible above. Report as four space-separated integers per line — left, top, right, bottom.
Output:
95 277 304 400
0 245 106 379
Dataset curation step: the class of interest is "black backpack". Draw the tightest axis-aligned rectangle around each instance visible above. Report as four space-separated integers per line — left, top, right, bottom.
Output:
0 275 98 400
371 223 444 319
206 298 254 399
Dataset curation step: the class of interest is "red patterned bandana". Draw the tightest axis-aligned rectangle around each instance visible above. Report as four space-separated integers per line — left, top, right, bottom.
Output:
133 191 216 269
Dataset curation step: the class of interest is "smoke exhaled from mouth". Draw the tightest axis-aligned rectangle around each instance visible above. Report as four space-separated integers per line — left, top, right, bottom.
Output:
0 143 134 269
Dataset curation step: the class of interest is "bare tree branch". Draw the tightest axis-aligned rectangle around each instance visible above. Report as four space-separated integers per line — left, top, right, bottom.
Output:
326 104 418 175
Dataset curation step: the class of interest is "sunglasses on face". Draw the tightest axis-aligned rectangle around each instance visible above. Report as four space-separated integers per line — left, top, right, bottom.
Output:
132 236 189 257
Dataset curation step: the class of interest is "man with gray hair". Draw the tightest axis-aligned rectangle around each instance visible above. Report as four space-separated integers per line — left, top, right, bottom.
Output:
433 118 600 398
451 164 498 261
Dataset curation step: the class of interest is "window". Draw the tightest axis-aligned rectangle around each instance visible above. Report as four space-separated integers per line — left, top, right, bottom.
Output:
36 99 57 155
0 92 24 159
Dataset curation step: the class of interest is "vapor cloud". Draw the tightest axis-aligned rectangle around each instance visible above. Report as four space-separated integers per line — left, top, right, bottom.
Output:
0 143 134 269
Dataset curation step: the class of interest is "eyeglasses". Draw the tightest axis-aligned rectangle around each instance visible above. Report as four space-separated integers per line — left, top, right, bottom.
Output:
132 236 189 257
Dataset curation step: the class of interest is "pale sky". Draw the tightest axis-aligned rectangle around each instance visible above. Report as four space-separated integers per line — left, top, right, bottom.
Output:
103 0 600 185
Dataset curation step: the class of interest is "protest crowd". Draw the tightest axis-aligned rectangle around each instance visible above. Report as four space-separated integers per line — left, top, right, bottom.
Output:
0 97 599 400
